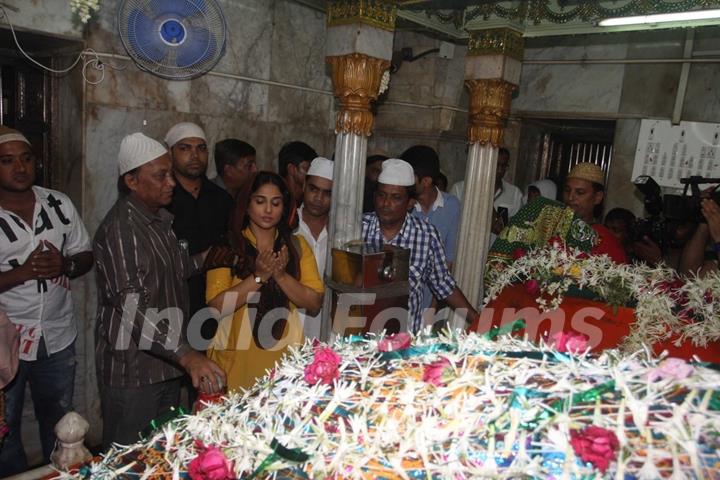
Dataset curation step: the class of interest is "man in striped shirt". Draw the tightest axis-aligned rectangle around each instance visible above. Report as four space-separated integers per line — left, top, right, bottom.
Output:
362 159 478 334
94 133 234 448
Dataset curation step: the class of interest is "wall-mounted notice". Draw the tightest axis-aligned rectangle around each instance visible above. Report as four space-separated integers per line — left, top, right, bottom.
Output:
632 119 720 189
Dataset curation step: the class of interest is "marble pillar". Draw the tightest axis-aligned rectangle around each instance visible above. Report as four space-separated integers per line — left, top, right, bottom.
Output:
454 28 522 308
321 1 395 340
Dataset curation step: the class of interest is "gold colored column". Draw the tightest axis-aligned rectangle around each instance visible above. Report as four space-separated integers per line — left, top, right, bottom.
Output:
454 27 522 311
326 53 390 136
465 79 515 146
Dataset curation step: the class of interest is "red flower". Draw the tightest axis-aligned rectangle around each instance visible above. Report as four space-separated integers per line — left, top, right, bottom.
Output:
304 346 342 386
551 331 589 354
188 443 235 480
570 426 619 473
704 290 714 304
422 357 453 387
378 332 412 352
512 248 527 260
524 279 540 296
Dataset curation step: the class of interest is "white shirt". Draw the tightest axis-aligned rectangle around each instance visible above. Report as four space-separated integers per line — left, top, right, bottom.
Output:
295 206 328 339
450 179 524 218
0 187 91 360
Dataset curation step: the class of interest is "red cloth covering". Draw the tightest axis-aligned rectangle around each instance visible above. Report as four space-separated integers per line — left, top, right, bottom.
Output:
470 284 720 363
590 224 628 264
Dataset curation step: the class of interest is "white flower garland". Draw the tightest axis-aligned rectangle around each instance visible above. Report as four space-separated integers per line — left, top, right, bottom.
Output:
54 333 720 479
484 245 720 352
70 0 99 24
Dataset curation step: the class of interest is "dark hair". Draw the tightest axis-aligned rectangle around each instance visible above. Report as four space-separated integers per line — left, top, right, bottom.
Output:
367 154 388 166
278 141 317 177
498 147 510 159
527 185 540 196
592 182 605 219
230 171 297 247
400 145 439 180
604 207 635 226
436 172 448 192
214 139 256 177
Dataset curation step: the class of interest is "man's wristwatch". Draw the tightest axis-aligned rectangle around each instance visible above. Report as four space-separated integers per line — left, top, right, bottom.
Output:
63 257 77 278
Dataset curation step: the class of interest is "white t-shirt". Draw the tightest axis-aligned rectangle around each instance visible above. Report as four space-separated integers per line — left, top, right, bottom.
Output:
450 179 524 219
0 186 91 360
295 207 328 339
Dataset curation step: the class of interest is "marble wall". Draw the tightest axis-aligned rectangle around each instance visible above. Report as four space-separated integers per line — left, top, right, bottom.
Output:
371 31 470 188
514 27 720 216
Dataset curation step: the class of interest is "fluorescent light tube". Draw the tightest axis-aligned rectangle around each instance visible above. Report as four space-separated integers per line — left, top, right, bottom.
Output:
599 9 720 26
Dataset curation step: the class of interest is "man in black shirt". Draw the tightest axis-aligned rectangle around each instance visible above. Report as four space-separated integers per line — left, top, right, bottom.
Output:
164 122 233 346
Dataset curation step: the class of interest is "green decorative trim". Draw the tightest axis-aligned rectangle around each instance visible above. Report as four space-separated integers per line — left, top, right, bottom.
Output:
426 0 720 25
468 28 524 60
327 0 398 31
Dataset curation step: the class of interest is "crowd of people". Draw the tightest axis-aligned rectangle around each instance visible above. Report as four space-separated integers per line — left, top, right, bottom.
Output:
0 121 718 474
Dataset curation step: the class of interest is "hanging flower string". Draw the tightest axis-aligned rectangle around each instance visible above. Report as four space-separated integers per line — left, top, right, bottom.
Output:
70 0 100 24
484 241 720 352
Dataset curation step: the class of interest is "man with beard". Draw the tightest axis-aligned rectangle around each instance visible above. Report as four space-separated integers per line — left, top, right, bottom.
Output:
295 157 333 338
165 123 233 347
362 159 478 334
0 126 93 475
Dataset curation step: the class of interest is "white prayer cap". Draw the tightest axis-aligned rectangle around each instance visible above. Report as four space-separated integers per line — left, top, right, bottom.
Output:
164 122 206 148
118 133 168 175
306 157 334 181
378 158 415 187
0 125 30 147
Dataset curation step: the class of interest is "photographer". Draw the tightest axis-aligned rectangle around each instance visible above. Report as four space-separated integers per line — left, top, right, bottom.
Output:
679 192 720 277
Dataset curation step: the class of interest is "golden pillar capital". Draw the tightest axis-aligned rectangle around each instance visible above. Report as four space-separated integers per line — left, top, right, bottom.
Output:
465 79 516 146
467 28 524 61
326 0 398 31
326 53 390 136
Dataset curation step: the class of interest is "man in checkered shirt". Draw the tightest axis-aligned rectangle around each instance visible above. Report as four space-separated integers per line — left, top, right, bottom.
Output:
362 159 478 333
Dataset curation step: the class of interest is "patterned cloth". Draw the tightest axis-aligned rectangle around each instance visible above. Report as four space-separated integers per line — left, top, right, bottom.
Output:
486 197 597 282
362 212 456 333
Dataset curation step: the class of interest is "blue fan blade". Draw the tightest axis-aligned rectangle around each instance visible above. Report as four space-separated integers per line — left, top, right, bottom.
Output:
148 0 194 17
176 27 211 67
128 8 166 63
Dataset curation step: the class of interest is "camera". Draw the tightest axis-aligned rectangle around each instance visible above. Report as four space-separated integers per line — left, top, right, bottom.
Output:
633 175 720 249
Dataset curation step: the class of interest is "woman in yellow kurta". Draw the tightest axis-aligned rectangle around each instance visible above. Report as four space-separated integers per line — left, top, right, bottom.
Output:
206 171 323 391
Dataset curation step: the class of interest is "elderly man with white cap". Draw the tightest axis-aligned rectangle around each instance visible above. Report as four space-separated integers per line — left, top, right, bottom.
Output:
0 126 93 475
164 123 233 347
362 159 479 334
93 132 237 449
295 157 333 338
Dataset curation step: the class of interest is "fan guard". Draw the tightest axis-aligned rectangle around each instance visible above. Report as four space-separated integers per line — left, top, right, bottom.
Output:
118 0 227 80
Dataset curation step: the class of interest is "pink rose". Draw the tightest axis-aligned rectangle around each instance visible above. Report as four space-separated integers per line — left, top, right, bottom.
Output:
422 357 453 387
313 346 342 364
524 279 540 296
378 332 412 352
188 444 235 480
304 346 342 386
570 426 619 473
648 357 694 382
551 331 589 354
